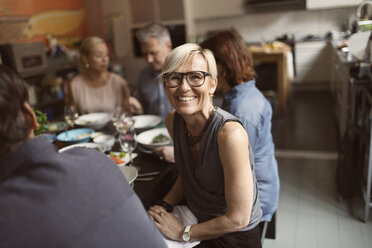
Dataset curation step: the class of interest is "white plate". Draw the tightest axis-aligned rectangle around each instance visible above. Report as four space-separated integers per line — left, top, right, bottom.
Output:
75 112 111 130
59 142 106 153
132 115 162 129
119 166 138 184
138 144 153 154
136 127 172 150
108 152 138 166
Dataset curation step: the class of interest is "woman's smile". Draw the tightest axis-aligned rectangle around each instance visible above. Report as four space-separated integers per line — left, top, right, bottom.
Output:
176 96 197 102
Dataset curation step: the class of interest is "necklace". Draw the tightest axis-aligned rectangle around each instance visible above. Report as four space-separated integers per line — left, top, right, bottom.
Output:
184 107 217 146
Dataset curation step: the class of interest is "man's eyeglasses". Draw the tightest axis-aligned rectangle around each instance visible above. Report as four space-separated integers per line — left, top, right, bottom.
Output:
163 71 211 88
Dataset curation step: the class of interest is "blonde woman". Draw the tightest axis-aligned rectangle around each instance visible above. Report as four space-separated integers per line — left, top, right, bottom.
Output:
148 43 262 247
69 36 143 114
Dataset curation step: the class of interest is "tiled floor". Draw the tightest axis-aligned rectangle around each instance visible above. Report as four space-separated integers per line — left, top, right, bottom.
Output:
264 90 372 248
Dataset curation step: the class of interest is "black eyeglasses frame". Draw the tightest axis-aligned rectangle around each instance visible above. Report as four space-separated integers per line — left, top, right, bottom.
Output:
163 71 211 88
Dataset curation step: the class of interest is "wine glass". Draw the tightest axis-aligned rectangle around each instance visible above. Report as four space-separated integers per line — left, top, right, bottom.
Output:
119 125 140 171
64 105 78 140
111 106 123 127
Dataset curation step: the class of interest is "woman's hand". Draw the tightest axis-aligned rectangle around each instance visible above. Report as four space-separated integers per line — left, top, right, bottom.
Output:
152 146 175 163
148 205 184 241
128 96 144 115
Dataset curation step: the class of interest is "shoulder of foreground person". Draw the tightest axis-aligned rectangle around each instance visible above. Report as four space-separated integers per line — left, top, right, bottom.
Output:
0 144 167 247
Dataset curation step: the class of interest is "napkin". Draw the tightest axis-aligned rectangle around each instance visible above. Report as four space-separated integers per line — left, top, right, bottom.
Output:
164 205 200 248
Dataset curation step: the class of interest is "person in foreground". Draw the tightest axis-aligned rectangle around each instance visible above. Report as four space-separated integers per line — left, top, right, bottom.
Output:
0 65 166 247
148 43 262 247
200 30 280 224
135 23 175 163
68 36 143 115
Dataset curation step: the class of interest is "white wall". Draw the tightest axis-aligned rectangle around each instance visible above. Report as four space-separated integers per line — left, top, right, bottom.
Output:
194 7 356 42
93 1 358 89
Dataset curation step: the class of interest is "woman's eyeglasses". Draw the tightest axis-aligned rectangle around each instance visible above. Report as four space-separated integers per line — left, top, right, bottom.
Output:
163 71 210 88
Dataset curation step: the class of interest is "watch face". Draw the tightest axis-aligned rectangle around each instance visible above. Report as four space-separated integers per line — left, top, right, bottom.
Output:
182 233 190 242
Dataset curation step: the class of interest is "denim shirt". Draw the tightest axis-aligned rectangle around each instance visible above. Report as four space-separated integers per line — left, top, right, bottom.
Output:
135 65 173 120
222 80 280 222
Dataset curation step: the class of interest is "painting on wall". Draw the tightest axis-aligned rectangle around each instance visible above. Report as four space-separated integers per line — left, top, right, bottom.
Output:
0 0 89 47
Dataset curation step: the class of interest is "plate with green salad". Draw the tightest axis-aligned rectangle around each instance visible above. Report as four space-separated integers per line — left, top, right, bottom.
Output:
136 127 172 150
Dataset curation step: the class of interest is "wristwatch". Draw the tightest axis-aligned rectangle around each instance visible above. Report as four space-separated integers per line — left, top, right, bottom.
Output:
182 225 191 242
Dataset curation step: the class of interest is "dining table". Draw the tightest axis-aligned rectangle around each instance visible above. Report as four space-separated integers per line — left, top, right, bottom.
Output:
54 120 177 210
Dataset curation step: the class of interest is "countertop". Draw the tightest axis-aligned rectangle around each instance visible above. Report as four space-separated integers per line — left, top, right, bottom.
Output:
330 40 359 66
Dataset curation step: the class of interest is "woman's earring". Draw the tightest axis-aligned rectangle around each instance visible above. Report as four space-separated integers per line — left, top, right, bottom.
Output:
85 63 90 68
209 93 214 104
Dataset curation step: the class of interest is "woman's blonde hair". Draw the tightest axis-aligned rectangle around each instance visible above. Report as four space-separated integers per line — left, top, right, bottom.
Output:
160 43 217 83
78 36 106 75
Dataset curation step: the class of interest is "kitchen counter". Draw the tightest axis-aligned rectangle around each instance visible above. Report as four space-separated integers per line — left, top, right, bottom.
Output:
331 40 359 66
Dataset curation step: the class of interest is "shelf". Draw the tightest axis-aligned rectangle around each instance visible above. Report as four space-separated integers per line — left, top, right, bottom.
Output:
19 61 77 79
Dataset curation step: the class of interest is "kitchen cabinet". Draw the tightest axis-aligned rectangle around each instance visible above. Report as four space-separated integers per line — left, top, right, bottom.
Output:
251 46 292 113
293 40 331 88
307 0 363 10
129 0 184 27
190 0 245 20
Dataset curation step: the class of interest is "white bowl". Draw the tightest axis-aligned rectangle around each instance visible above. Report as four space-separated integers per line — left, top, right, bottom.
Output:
137 127 172 150
93 134 115 151
75 112 111 130
132 115 162 129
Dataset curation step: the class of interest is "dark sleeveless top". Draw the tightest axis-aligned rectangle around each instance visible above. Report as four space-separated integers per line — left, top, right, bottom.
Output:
173 107 262 231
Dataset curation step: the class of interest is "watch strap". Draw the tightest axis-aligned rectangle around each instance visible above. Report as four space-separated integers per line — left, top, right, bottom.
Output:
183 225 191 242
151 199 174 212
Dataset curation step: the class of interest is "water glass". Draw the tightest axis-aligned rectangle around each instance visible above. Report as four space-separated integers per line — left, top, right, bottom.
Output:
119 126 140 171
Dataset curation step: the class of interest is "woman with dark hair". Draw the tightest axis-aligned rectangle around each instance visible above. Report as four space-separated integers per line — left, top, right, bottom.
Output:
200 30 280 224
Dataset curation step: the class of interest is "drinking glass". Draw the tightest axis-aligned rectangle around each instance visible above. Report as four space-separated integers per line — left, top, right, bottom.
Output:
119 125 140 171
64 105 78 140
111 106 123 128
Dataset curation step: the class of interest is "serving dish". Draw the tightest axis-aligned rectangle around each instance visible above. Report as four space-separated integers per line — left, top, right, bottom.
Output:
74 112 111 130
56 128 94 144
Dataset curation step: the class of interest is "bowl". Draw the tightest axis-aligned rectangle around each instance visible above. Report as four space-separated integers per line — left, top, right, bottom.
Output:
132 115 162 130
56 128 94 144
136 127 172 150
59 142 106 153
45 121 67 133
93 134 115 151
40 132 56 143
75 112 111 130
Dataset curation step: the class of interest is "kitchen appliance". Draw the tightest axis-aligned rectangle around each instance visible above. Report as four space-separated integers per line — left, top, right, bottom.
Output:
348 31 371 61
0 42 47 74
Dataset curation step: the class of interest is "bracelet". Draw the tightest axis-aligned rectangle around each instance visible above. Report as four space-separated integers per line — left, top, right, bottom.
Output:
151 199 174 212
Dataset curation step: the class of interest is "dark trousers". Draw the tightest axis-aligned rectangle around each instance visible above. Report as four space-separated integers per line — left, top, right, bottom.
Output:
195 225 262 248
